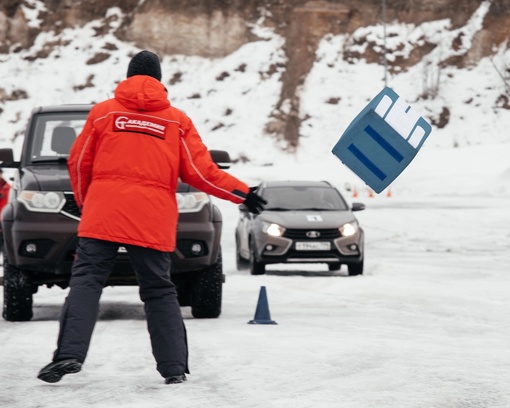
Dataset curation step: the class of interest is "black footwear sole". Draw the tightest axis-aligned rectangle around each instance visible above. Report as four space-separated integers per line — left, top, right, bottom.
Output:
38 359 82 383
165 374 187 384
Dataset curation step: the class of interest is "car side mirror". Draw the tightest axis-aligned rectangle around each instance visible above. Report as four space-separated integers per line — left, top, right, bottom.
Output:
209 150 231 170
0 148 20 168
351 202 365 212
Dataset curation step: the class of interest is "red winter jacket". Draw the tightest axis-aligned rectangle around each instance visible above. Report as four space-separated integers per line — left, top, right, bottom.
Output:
68 75 249 252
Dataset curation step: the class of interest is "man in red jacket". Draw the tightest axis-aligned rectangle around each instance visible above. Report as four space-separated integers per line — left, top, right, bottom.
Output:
38 50 265 384
0 169 11 250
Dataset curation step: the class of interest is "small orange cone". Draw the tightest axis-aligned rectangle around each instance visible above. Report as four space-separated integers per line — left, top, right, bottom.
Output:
368 189 374 198
386 187 392 197
353 185 358 198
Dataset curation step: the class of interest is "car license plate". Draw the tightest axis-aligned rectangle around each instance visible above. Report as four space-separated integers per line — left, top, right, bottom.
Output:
295 242 330 251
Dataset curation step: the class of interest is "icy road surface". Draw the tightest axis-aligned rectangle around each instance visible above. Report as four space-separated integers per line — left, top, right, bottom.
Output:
1 144 509 408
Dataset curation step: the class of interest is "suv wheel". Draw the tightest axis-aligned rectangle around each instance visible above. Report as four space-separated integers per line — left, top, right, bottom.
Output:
249 239 265 275
2 251 34 321
348 259 364 276
191 247 223 318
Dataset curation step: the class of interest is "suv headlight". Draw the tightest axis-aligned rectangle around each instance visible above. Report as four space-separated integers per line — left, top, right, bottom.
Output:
17 191 66 213
261 221 285 237
339 222 358 237
176 192 210 213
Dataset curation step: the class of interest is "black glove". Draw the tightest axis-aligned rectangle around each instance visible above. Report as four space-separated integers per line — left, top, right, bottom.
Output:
243 187 267 214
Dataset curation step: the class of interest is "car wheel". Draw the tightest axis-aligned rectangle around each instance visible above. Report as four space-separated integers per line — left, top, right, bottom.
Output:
2 251 34 322
249 239 265 275
235 235 249 270
191 247 223 318
328 262 341 271
348 259 364 276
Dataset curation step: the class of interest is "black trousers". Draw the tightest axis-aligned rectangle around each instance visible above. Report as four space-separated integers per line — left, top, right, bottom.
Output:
54 237 188 378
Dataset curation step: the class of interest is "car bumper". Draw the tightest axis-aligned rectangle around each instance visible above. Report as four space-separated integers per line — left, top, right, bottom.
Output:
171 219 221 273
2 209 221 279
253 229 364 265
2 211 79 275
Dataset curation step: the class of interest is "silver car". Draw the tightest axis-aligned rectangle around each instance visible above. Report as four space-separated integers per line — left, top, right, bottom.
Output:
235 180 365 275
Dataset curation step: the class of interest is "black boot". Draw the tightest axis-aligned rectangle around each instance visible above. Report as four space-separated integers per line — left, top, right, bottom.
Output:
165 374 187 384
38 359 82 383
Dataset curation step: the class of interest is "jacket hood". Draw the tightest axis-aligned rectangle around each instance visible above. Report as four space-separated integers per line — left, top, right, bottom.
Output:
114 76 170 111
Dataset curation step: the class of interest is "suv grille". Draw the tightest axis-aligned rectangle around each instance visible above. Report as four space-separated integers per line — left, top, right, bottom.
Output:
62 192 82 220
283 228 341 239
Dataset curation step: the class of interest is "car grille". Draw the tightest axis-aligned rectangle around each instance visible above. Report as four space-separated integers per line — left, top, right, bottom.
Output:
285 250 339 259
62 192 82 220
283 228 341 239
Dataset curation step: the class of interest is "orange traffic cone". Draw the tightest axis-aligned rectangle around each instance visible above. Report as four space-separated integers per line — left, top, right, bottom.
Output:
353 185 358 198
368 189 374 198
386 187 392 197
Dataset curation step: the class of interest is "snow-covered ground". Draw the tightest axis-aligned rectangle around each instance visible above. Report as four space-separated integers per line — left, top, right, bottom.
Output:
1 142 509 408
1 1 510 406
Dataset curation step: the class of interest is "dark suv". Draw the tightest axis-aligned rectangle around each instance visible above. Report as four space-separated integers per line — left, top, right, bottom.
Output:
0 104 229 321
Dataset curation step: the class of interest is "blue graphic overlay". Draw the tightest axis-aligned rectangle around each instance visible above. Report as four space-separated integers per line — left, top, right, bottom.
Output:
332 87 432 193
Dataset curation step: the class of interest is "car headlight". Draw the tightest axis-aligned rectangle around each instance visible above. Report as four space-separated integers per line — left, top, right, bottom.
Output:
176 192 210 213
261 221 285 237
17 191 65 213
339 222 357 237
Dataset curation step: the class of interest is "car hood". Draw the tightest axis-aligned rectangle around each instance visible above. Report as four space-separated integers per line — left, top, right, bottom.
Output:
258 210 356 228
23 165 72 191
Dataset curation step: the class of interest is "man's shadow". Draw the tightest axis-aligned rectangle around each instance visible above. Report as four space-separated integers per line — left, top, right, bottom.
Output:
32 301 146 321
264 264 348 277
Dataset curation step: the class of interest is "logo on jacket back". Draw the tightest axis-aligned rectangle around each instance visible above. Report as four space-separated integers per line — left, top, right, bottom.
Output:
113 113 167 140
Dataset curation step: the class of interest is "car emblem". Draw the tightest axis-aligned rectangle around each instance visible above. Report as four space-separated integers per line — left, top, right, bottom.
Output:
306 231 321 238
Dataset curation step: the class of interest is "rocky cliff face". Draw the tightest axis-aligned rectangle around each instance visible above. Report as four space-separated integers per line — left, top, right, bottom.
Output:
1 0 509 149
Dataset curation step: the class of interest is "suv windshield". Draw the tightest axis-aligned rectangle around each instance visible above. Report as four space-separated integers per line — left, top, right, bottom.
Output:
29 112 88 163
263 186 348 211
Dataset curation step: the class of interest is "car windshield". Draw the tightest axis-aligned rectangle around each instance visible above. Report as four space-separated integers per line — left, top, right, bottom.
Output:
28 112 88 163
262 186 348 211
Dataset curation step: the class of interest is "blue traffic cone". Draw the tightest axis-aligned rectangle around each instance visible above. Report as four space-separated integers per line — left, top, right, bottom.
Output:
248 286 277 325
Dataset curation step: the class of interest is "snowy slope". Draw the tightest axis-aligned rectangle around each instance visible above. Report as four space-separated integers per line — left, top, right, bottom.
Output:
0 2 509 163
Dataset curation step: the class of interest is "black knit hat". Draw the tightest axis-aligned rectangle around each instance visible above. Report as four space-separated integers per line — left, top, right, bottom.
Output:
127 50 162 81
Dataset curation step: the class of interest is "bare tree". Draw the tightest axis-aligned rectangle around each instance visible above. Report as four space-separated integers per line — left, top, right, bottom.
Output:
491 58 510 95
421 58 442 99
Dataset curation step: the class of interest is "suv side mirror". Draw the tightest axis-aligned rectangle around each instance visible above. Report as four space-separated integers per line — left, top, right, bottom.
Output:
0 148 20 168
209 150 231 170
351 202 365 212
